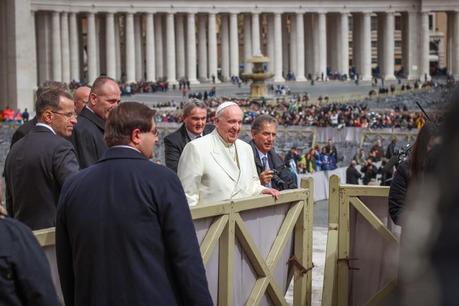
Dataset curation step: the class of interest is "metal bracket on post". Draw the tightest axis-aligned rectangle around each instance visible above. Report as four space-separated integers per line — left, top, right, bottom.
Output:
288 255 315 275
337 257 360 271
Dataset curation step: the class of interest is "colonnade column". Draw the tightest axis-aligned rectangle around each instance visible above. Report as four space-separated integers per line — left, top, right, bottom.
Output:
289 14 297 76
198 14 208 81
187 12 199 84
166 12 177 84
125 12 135 83
267 14 275 73
69 12 80 82
317 12 327 80
273 12 285 82
154 15 164 78
296 12 306 81
134 15 143 81
221 14 230 81
105 12 116 79
251 12 260 55
51 11 62 81
360 12 372 81
402 12 419 80
381 12 395 80
61 12 70 83
453 11 459 79
145 13 156 82
208 12 219 83
114 15 122 79
419 12 431 81
87 12 97 83
229 12 239 78
243 14 252 73
339 13 349 77
176 14 186 80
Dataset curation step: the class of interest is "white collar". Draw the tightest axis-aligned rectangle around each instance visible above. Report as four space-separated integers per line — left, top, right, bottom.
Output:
256 148 268 161
186 129 202 140
36 123 56 135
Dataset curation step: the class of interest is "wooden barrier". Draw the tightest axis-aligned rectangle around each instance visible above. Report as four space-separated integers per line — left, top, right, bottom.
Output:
322 175 399 306
34 178 314 306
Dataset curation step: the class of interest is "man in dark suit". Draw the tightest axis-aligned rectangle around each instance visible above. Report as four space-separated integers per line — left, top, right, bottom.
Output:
164 101 213 172
249 115 297 191
56 102 212 306
71 76 120 168
4 88 79 230
346 160 361 184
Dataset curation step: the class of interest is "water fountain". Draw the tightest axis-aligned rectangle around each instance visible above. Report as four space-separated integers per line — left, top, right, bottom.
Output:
242 54 274 100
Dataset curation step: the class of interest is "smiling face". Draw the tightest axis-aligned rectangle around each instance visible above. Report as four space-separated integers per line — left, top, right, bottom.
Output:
252 122 277 154
215 105 243 144
183 107 207 136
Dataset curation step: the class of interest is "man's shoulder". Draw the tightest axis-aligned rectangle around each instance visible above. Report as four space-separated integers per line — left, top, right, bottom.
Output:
164 125 186 143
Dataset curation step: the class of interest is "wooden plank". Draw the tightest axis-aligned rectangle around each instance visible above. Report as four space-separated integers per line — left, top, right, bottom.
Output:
327 175 340 306
200 215 228 265
292 198 309 306
337 192 350 306
218 213 235 306
321 228 338 306
245 277 270 306
33 227 55 247
234 214 288 306
341 186 389 198
305 182 314 306
232 190 308 213
349 197 398 244
365 279 397 306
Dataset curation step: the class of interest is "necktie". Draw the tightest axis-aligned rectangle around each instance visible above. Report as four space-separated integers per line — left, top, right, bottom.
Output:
262 156 269 171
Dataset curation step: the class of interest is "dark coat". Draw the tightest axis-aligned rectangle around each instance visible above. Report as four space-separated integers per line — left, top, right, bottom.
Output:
388 160 410 225
360 163 378 185
4 125 79 230
56 147 213 306
10 116 38 148
70 107 107 169
164 123 214 173
249 140 297 190
0 216 60 306
346 165 361 184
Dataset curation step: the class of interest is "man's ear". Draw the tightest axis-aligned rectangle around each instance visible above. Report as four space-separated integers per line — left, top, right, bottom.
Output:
88 92 97 107
41 108 53 125
131 128 142 145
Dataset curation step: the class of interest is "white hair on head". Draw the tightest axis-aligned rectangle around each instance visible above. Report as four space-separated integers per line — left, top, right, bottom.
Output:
216 101 238 117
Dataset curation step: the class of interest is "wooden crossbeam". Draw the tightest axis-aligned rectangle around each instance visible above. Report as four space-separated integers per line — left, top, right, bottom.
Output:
365 279 397 306
337 193 350 306
234 213 288 306
342 186 389 198
199 215 228 265
349 197 398 244
218 214 235 306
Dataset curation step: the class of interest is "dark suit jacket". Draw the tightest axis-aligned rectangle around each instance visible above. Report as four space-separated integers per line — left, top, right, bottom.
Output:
71 107 107 169
249 140 297 191
4 125 79 230
0 216 60 306
10 116 38 148
164 124 214 172
346 166 361 184
56 147 213 306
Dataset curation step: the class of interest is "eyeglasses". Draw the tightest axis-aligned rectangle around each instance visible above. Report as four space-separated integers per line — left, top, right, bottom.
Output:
52 111 77 119
151 128 159 137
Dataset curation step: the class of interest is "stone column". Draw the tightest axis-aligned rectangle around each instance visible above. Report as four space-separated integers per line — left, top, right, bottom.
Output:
296 12 306 81
243 14 252 73
154 14 164 78
114 15 122 79
221 14 230 81
289 15 297 76
87 12 97 83
61 12 70 83
360 12 372 81
447 12 454 75
69 12 80 82
186 12 199 84
175 14 185 80
198 14 208 81
105 12 116 79
305 14 314 77
36 12 51 84
452 11 459 79
252 12 260 55
166 12 177 84
51 11 62 81
282 15 289 77
208 12 219 83
230 12 239 78
419 12 431 81
267 14 275 73
402 12 419 80
339 13 349 77
274 12 285 82
145 13 156 82
317 12 327 80
134 15 143 81
125 12 135 83
381 12 396 80
353 13 361 76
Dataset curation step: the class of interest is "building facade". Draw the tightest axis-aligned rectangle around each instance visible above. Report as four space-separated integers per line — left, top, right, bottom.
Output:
1 0 459 110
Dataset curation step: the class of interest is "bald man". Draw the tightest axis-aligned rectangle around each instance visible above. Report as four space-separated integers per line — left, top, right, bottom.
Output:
178 102 279 206
74 86 91 115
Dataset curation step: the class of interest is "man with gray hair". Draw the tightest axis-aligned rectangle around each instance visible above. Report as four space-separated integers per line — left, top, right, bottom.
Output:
164 101 214 172
178 102 279 206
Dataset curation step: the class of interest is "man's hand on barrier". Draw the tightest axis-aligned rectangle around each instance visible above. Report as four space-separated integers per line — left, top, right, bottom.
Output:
259 170 274 186
261 188 280 200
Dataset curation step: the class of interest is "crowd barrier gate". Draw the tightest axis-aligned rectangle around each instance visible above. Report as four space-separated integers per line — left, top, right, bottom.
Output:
322 175 399 306
34 178 314 306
